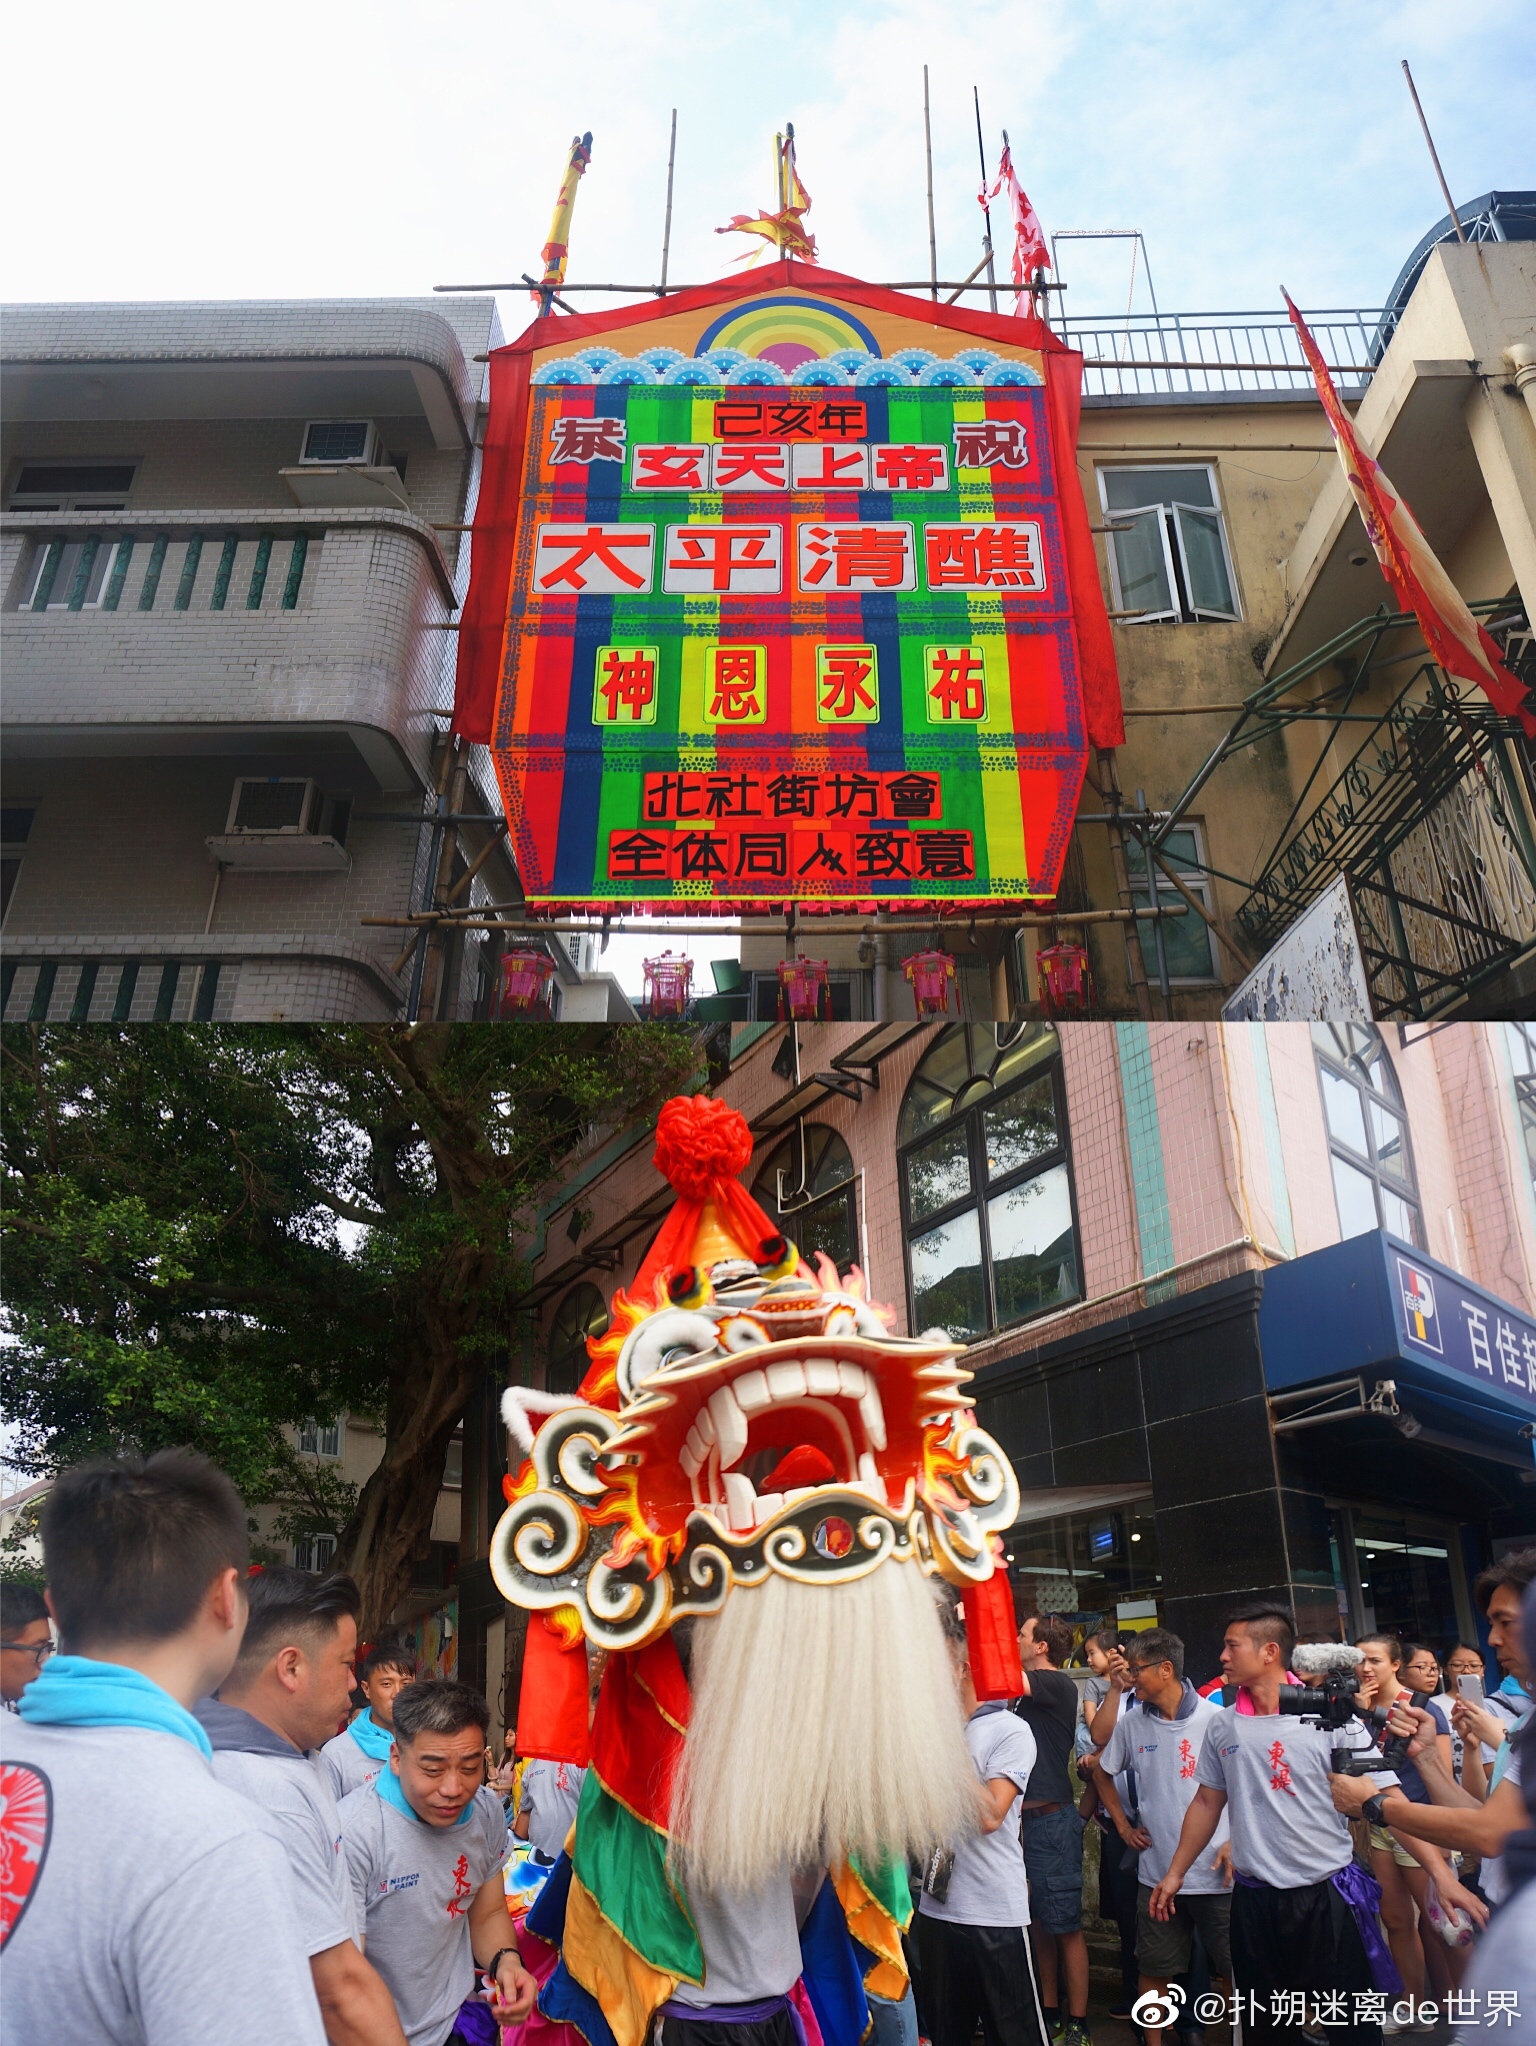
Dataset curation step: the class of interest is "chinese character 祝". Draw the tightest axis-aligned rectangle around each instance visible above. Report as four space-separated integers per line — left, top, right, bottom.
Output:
952 418 1029 469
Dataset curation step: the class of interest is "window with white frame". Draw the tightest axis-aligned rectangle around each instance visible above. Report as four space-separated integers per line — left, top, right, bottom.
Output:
298 1419 341 1458
1504 1023 1536 1207
1311 1023 1423 1246
293 1534 337 1572
1098 465 1240 622
1122 823 1217 982
10 465 138 612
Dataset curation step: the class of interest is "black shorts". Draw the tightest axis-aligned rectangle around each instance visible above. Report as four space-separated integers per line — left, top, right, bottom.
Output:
915 1914 1049 2046
659 2009 798 2046
1135 1885 1232 1980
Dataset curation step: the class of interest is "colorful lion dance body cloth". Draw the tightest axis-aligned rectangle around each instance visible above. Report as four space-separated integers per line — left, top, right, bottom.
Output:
493 1095 1024 2046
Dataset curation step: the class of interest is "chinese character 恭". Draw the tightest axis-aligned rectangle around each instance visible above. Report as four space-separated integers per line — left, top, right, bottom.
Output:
915 832 974 879
885 772 941 819
798 523 915 591
792 443 870 490
796 832 850 878
593 645 658 724
665 524 782 593
855 831 913 880
925 522 1045 591
873 444 948 490
926 646 987 722
952 418 1029 469
549 415 627 466
1464 1303 1493 1374
706 647 766 725
713 442 789 490
1267 1740 1295 1795
735 832 787 878
608 830 669 880
631 443 708 491
826 772 883 820
816 644 879 723
767 774 819 820
536 523 655 594
673 832 730 880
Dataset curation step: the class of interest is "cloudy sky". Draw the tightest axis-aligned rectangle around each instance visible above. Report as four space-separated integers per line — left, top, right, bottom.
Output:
5 0 1531 324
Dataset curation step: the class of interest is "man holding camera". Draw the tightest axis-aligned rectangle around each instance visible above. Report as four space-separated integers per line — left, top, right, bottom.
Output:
1147 1604 1382 2044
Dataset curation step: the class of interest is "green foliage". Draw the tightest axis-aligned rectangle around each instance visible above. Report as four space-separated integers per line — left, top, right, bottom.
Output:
1 1022 699 1610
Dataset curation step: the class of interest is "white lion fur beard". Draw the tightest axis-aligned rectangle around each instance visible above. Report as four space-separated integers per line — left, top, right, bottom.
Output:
668 1562 980 1894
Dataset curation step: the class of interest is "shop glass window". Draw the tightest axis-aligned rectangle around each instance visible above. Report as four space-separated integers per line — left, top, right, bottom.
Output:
752 1123 858 1274
1311 1023 1423 1247
1505 1024 1536 1207
1098 465 1240 622
1122 824 1217 981
898 1025 1078 1340
547 1282 609 1396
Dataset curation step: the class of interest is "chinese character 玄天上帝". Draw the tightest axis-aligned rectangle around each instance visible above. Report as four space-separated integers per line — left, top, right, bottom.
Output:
925 645 988 722
872 444 949 490
713 442 789 490
630 444 709 491
816 644 879 723
798 523 915 592
665 524 783 594
548 415 628 466
791 443 870 490
703 647 767 726
536 524 655 594
593 645 659 725
951 418 1029 470
924 523 1045 592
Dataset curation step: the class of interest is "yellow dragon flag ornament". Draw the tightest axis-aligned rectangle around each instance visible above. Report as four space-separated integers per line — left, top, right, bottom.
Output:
536 131 592 301
716 123 818 263
490 1096 1025 2046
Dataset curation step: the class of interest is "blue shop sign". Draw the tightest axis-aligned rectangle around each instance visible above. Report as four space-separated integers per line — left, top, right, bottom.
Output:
1260 1230 1536 1449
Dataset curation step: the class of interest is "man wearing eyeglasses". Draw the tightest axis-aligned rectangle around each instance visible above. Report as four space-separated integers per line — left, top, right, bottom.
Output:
1 1584 55 1708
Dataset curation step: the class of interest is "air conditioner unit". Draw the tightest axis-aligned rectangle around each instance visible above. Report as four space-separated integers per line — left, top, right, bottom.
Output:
226 777 318 835
299 420 380 467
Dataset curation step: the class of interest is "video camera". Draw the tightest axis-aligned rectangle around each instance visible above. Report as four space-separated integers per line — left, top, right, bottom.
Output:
1280 1643 1427 1777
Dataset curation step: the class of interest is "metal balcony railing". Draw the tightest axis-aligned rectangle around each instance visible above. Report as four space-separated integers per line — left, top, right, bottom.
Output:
1057 308 1391 399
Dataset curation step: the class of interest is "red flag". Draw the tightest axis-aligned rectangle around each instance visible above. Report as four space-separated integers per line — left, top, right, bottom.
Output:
1283 291 1534 738
962 1570 1025 1700
515 1610 591 1765
980 145 1049 314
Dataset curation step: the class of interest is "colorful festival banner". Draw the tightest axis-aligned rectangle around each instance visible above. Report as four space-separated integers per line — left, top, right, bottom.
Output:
455 261 1124 905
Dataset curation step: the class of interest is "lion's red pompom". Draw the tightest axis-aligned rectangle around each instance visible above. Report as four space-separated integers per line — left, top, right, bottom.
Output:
652 1094 752 1200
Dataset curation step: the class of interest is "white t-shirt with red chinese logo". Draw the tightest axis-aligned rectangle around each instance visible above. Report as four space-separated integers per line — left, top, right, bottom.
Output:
1194 1706 1353 1890
1100 1686 1231 1895
339 1779 506 2046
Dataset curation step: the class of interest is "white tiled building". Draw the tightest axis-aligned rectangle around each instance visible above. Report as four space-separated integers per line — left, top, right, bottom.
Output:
0 296 548 1021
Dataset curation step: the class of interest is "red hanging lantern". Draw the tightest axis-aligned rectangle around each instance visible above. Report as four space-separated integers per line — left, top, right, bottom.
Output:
643 951 693 1019
776 957 831 1021
491 950 557 1018
902 949 956 1016
1035 940 1095 1018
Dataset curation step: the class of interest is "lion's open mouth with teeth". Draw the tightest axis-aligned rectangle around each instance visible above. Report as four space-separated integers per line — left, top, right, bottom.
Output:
493 1225 1018 1651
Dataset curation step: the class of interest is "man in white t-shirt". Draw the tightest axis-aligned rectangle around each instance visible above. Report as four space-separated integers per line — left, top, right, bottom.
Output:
1092 1629 1230 2046
321 1637 417 1800
1148 1603 1380 2045
199 1563 406 2045
514 1756 587 1861
2 1450 326 2046
916 1603 1049 2046
341 1678 534 2046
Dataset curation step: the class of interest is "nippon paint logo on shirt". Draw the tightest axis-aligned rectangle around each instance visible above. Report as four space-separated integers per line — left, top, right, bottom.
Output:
1135 1740 1160 1758
1218 1741 1242 1760
380 1872 421 1895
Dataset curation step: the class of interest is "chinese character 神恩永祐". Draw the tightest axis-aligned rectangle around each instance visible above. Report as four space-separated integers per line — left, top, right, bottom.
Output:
713 442 789 491
767 774 819 820
1267 1740 1295 1795
952 418 1029 470
795 832 850 878
548 415 627 466
925 645 988 722
704 647 766 725
855 832 913 880
1464 1303 1493 1374
873 444 948 490
885 772 941 819
791 443 871 491
608 831 670 881
825 772 883 820
536 524 655 594
630 444 709 491
915 833 974 880
673 832 730 881
665 524 782 594
798 523 915 592
816 644 879 723
593 645 660 725
924 523 1045 592
734 832 788 878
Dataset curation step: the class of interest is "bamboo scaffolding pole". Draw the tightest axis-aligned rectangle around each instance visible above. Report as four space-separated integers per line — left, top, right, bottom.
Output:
923 67 939 302
659 110 677 292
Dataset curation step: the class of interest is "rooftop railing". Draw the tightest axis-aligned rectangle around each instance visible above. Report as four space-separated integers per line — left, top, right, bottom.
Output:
1058 307 1392 399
